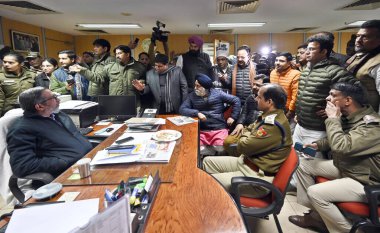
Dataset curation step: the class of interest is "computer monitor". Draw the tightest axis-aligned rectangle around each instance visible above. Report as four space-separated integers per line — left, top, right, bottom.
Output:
98 95 137 121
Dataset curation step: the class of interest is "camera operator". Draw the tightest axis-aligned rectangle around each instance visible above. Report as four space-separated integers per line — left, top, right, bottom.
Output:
147 21 170 68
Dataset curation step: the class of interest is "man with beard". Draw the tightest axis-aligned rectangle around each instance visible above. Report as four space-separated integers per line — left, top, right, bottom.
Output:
223 74 267 156
132 54 188 114
7 87 92 177
296 43 308 72
212 44 233 93
176 35 212 92
231 45 256 106
270 52 300 131
180 74 240 154
25 52 43 75
345 19 380 113
70 45 145 106
51 50 90 100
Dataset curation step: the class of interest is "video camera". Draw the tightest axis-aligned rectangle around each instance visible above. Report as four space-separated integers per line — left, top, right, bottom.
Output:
151 20 170 45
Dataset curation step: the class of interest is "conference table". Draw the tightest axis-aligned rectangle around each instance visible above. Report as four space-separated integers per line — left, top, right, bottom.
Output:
2 117 247 233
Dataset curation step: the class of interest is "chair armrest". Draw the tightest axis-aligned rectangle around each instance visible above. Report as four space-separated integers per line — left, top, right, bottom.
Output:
231 176 284 217
9 173 54 203
364 185 380 226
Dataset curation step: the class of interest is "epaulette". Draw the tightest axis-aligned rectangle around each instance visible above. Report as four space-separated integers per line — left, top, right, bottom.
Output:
363 115 380 125
264 114 277 125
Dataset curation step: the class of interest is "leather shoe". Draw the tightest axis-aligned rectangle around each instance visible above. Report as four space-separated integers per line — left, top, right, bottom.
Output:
289 210 329 233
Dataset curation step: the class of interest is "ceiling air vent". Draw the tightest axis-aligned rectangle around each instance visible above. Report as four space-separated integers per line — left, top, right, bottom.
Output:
210 29 233 34
334 26 360 31
287 27 318 32
0 1 58 14
75 29 109 35
218 0 260 14
336 0 380 10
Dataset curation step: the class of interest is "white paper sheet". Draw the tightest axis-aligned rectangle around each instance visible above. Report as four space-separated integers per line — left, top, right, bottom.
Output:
6 198 99 233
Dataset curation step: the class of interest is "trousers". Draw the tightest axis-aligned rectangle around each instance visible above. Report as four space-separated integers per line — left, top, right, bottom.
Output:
203 155 273 197
296 158 367 233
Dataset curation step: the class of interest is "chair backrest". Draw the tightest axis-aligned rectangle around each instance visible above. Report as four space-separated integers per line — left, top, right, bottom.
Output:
271 147 299 194
0 109 23 206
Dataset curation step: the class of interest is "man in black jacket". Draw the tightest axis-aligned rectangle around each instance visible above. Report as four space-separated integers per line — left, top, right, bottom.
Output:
7 87 92 178
176 35 212 92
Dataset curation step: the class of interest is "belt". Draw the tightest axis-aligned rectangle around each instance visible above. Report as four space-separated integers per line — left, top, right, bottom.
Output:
243 156 277 177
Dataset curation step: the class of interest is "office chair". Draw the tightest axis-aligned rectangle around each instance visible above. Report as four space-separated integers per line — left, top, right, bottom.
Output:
0 109 54 204
316 176 380 233
230 148 299 233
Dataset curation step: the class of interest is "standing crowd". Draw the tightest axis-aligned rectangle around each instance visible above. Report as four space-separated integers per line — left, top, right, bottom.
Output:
1 19 380 233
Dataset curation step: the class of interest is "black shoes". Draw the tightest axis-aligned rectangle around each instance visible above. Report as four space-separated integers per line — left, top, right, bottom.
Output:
289 210 329 233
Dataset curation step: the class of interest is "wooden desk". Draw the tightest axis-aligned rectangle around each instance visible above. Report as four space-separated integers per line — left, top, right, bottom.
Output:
2 118 247 232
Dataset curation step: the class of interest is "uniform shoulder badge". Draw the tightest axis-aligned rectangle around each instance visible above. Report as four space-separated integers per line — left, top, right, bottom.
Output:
264 114 277 125
363 115 380 124
256 126 268 137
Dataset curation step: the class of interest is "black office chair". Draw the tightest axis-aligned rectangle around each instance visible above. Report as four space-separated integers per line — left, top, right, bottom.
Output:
8 173 54 203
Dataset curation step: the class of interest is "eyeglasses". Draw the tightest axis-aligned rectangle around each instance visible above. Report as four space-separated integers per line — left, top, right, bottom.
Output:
40 94 59 103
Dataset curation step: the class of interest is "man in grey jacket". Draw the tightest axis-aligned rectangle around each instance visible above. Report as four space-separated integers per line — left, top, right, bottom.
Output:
132 54 188 114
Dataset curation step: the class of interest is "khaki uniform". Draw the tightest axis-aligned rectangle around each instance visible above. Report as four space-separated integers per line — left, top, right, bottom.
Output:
296 106 380 233
203 109 292 196
0 68 35 116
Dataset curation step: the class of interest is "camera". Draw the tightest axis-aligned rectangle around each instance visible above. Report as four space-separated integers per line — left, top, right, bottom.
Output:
151 20 170 45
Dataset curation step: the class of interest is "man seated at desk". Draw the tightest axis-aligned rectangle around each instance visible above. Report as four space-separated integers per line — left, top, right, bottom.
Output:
203 84 292 196
7 87 93 178
179 74 240 154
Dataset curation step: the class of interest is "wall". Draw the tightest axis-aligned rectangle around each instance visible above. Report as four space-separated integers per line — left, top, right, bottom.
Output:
1 17 74 60
1 17 356 60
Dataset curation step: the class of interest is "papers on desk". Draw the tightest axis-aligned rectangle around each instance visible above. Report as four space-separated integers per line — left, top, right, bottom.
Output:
90 132 176 165
92 124 124 136
5 198 99 233
125 117 165 125
59 100 98 110
167 116 197 126
70 195 133 233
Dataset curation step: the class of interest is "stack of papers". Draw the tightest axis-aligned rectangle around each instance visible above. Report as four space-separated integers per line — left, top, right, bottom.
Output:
90 132 176 165
167 116 197 126
5 199 99 233
125 117 166 125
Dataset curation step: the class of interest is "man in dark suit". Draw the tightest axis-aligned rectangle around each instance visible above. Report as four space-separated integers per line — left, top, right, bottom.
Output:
132 54 188 114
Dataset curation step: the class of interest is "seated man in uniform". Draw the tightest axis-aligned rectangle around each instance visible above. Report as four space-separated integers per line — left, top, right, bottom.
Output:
7 87 93 178
223 74 267 156
289 83 380 233
203 84 292 196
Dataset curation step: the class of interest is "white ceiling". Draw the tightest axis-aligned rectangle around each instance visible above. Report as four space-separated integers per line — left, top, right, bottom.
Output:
0 0 379 35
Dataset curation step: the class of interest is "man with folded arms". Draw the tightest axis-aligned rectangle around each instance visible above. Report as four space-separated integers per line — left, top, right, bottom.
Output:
289 83 380 233
7 87 92 178
203 84 292 196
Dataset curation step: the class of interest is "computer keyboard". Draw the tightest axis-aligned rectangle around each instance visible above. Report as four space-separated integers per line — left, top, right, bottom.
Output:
78 127 93 135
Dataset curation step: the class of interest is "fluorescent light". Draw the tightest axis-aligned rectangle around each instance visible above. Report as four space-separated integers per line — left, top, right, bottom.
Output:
346 20 366 26
208 23 265 28
77 23 141 29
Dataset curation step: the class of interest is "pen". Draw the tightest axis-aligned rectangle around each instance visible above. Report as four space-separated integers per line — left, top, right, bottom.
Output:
106 145 135 150
94 127 109 135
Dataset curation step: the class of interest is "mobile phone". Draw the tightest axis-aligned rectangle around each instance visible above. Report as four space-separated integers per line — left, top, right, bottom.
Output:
294 142 316 157
67 78 75 85
134 38 139 44
115 136 134 144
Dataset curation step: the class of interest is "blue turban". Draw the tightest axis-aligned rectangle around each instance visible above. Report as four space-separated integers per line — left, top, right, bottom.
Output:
196 74 213 89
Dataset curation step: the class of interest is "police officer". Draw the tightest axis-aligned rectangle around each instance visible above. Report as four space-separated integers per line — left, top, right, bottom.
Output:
289 83 380 233
203 84 292 197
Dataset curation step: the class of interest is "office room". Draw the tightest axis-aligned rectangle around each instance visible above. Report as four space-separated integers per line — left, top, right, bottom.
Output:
0 0 380 232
